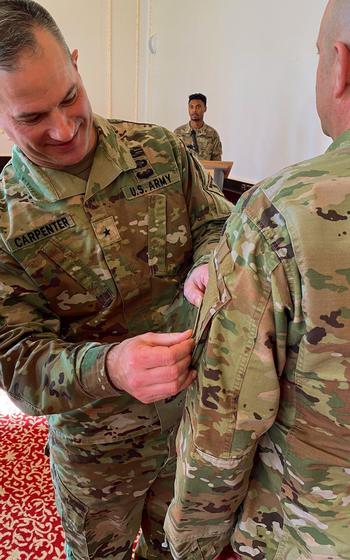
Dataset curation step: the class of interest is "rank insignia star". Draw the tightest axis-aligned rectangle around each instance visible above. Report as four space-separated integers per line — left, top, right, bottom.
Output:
92 216 121 245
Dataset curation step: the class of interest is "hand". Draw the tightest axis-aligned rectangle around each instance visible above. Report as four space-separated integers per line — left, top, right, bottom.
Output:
184 264 209 308
106 330 196 403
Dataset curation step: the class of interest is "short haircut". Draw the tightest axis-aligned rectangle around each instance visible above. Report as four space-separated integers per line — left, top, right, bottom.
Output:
0 0 70 71
188 93 207 106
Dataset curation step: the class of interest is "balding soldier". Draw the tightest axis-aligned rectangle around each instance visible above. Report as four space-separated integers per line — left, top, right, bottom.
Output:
0 1 232 559
165 1 350 558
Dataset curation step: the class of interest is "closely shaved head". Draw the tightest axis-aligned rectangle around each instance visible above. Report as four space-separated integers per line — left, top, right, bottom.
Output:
320 0 350 48
316 0 350 138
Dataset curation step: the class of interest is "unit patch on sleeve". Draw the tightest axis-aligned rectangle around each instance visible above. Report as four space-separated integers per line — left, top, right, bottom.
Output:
8 214 75 251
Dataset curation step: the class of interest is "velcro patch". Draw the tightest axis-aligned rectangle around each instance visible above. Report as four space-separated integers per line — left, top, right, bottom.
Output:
122 172 179 200
8 214 75 251
91 216 121 246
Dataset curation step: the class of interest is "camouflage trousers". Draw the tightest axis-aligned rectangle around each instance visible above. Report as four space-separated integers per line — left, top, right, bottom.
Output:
48 426 176 560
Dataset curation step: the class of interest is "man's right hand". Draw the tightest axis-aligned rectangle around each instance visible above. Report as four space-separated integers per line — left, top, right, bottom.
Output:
106 330 196 403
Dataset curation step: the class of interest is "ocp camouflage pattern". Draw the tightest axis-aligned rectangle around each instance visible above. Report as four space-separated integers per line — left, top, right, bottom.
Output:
165 130 350 559
0 113 232 441
174 122 222 161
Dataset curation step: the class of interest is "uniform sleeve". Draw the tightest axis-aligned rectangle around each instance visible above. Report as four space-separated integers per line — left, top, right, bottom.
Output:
0 247 118 415
211 131 222 161
164 207 292 559
167 129 233 269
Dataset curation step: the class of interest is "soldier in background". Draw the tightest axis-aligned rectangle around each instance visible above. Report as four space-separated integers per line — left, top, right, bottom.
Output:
165 0 350 558
0 1 232 559
174 93 222 161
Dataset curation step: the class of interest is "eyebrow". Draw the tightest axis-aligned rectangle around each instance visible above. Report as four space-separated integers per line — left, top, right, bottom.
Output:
15 85 76 119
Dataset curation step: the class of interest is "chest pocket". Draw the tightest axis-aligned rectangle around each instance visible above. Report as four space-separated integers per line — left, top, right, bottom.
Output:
20 237 114 318
147 193 192 277
148 194 167 275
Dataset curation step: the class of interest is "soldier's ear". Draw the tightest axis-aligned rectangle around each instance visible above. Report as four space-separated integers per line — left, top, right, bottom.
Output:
334 41 350 98
71 49 79 70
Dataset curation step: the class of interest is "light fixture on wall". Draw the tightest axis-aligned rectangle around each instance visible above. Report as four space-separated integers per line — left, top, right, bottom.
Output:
148 33 158 54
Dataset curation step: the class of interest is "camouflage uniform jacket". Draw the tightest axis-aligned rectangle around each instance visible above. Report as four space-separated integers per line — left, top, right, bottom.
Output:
0 114 232 442
165 131 350 559
174 122 222 161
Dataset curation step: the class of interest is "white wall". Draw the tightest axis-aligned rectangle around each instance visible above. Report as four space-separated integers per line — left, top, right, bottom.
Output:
45 0 111 116
0 0 330 185
144 0 329 183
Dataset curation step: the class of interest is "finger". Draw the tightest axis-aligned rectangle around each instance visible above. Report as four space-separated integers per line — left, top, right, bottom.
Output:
185 264 209 292
140 370 197 404
200 266 209 288
141 352 193 386
132 355 192 394
138 337 194 370
175 368 197 392
184 285 203 307
143 330 193 347
184 275 206 306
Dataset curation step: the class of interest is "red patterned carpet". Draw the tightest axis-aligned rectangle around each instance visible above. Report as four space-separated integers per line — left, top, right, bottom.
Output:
0 410 143 560
0 408 235 560
0 412 65 560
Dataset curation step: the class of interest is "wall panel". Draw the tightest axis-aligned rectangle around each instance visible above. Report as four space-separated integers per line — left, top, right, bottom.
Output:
0 0 331 185
144 0 329 182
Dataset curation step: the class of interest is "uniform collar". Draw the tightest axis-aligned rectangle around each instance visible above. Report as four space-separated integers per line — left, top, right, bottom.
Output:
326 129 350 153
85 114 136 199
11 114 137 202
185 121 208 135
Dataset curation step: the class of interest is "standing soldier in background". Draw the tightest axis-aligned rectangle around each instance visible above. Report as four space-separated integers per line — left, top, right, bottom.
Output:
166 0 350 558
0 1 232 559
175 93 223 161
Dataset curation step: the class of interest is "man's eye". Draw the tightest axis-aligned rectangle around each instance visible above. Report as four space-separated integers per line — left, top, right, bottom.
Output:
19 115 41 124
62 91 77 105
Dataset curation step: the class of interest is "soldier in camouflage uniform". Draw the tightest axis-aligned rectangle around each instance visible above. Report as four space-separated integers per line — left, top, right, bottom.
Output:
174 93 222 161
165 1 350 559
0 2 232 559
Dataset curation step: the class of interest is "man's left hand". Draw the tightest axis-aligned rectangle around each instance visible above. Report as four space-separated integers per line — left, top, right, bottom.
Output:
184 263 209 307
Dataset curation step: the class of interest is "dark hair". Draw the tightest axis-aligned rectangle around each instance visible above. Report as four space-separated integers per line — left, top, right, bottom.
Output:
0 0 70 71
188 93 207 106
